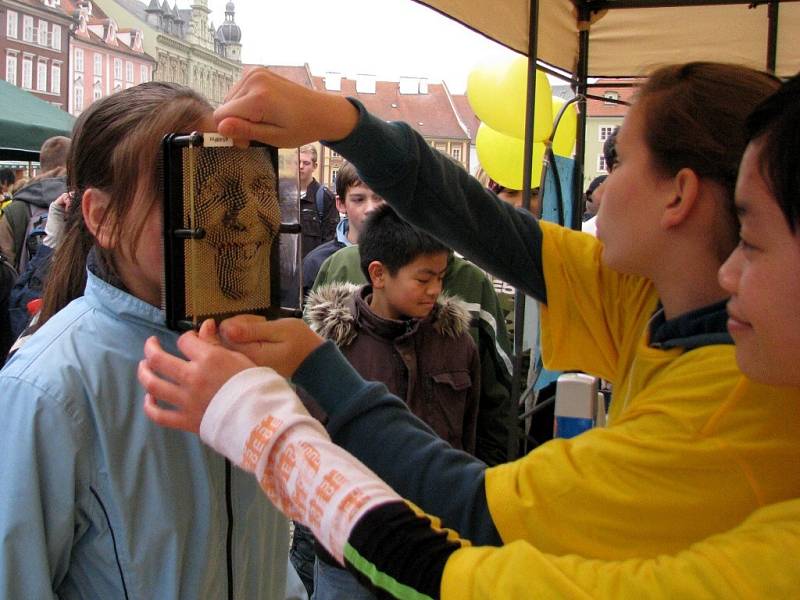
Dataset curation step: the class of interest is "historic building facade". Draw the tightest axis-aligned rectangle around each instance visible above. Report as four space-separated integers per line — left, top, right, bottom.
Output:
0 0 72 109
94 0 241 106
65 0 155 115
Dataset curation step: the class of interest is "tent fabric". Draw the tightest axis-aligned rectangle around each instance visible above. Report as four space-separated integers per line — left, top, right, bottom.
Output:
0 80 75 160
416 1 800 78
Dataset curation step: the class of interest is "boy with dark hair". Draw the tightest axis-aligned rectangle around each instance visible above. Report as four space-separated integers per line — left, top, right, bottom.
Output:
301 161 383 297
303 204 480 599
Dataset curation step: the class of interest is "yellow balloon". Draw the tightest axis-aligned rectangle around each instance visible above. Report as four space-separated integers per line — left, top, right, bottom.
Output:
476 122 545 190
467 57 553 141
551 97 577 157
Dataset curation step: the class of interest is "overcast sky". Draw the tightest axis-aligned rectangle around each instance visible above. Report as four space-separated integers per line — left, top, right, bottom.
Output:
205 0 519 94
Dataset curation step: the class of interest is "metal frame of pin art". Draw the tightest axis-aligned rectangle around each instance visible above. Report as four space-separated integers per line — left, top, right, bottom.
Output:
161 131 284 331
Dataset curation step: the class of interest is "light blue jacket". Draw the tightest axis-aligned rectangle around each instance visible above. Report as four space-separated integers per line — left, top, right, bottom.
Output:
0 271 288 599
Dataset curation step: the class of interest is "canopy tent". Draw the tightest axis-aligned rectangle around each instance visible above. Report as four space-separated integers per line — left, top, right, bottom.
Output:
416 0 800 215
417 1 800 78
0 80 75 161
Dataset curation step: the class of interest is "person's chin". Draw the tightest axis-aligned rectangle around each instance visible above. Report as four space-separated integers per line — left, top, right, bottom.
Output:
417 303 435 316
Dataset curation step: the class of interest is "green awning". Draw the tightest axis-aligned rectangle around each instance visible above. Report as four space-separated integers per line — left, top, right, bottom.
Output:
0 80 75 161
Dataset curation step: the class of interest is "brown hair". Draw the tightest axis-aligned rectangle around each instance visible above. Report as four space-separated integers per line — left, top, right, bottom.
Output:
636 63 780 256
39 136 71 172
36 82 212 330
334 161 364 200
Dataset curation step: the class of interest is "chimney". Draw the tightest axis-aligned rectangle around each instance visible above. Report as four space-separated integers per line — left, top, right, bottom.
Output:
355 73 376 94
399 76 417 95
324 72 341 92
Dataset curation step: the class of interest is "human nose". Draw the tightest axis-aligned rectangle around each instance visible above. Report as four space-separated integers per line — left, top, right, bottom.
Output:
428 278 443 298
718 246 742 295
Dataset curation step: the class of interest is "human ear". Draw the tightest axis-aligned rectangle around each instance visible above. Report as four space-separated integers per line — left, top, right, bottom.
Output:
335 195 346 214
82 187 116 248
367 261 385 289
661 168 699 229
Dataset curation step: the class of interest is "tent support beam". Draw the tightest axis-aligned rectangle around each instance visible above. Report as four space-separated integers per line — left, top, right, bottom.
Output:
511 0 541 456
767 0 779 73
572 3 591 231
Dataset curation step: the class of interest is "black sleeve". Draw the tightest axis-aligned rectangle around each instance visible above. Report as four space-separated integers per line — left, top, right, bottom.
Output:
344 501 464 600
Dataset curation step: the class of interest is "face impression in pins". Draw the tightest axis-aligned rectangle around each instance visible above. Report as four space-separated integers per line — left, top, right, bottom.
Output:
184 143 280 316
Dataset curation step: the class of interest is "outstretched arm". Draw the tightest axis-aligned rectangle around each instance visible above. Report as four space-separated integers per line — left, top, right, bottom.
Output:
214 67 547 301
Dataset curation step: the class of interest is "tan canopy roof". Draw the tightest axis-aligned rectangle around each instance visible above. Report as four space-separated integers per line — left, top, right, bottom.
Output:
417 1 800 78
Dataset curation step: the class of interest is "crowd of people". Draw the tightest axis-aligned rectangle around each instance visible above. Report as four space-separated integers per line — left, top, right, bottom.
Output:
0 59 798 600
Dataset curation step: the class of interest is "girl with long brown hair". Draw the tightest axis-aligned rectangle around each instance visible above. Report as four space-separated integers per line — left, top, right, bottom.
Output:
0 82 289 599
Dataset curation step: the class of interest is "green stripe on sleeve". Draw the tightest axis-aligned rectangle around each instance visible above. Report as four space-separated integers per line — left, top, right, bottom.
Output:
344 542 436 600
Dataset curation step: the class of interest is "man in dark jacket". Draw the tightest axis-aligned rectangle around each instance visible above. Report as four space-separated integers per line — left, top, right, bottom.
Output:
298 144 338 258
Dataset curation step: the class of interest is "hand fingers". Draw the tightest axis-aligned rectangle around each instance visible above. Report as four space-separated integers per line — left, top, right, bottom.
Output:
198 319 220 344
138 359 190 409
144 336 193 383
176 329 222 362
219 314 269 342
143 393 195 432
222 65 263 103
215 92 267 129
217 117 289 147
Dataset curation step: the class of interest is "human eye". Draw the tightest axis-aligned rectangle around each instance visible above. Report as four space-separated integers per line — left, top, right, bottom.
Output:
738 236 758 253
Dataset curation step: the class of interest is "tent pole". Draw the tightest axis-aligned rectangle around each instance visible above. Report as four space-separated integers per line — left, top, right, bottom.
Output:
572 2 591 231
510 0 540 457
767 0 779 74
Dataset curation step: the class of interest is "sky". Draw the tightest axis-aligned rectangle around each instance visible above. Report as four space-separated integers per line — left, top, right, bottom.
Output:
205 0 520 94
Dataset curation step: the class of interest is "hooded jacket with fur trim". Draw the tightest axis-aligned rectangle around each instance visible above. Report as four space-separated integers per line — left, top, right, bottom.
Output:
305 283 480 452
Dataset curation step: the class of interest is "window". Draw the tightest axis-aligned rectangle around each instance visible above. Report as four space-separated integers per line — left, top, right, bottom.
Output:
599 126 615 142
51 25 61 51
5 53 17 85
451 146 462 161
330 150 340 158
22 15 34 42
6 10 18 39
74 85 83 112
140 64 149 83
94 53 102 76
330 168 338 187
51 63 60 94
93 83 102 101
598 155 608 172
125 61 133 83
37 20 48 46
602 90 620 104
37 60 47 91
74 48 84 73
434 142 447 152
21 56 32 89
113 58 122 81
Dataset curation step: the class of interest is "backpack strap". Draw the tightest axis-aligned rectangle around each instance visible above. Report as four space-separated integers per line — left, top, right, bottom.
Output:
3 200 29 269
